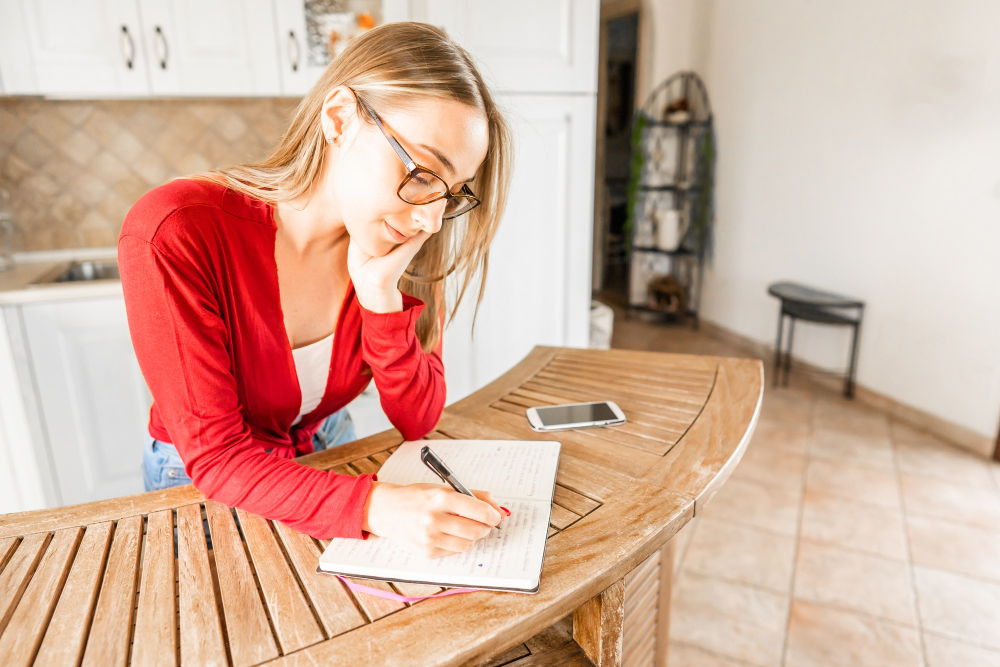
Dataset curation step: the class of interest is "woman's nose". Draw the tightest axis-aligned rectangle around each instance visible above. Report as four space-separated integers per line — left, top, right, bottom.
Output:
412 199 446 234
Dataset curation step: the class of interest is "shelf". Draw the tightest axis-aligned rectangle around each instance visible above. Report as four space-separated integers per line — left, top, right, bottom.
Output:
632 246 693 256
637 184 699 192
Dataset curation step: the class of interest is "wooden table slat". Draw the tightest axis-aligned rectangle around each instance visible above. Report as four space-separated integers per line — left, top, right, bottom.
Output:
0 531 50 637
0 536 18 573
549 504 582 531
271 522 366 638
176 504 227 667
131 510 177 667
349 457 381 476
205 501 280 667
553 486 600 518
528 373 707 423
235 509 324 654
33 521 112 666
81 514 142 667
0 526 80 665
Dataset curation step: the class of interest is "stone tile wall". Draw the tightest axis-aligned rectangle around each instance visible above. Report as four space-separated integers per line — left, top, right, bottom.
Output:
0 97 300 250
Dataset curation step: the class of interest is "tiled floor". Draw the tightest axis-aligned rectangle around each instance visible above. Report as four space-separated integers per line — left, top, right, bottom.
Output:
607 304 1000 667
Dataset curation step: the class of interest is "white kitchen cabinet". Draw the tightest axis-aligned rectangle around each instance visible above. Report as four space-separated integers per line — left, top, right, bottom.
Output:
8 297 151 507
273 0 326 95
0 0 151 96
442 92 597 401
139 0 282 96
415 0 600 94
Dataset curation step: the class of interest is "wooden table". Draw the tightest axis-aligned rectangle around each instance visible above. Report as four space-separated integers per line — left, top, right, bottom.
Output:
0 346 762 667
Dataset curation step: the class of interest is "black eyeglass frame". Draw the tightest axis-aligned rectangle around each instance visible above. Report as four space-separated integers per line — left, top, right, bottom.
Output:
353 94 481 220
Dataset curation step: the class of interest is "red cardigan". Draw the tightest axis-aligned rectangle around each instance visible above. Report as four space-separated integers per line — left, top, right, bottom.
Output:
118 178 446 539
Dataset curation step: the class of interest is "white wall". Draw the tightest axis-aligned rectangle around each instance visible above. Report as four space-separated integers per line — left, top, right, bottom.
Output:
678 1 1000 438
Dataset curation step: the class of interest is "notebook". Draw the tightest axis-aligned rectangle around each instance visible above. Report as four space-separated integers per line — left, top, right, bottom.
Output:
317 439 562 594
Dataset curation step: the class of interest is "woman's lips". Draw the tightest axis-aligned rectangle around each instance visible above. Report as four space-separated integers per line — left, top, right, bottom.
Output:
384 220 408 242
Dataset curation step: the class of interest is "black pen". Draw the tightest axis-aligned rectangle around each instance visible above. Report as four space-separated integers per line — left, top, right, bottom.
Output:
420 445 475 497
421 445 509 527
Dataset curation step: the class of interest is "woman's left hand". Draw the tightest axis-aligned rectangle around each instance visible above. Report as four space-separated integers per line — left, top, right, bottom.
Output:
347 229 431 313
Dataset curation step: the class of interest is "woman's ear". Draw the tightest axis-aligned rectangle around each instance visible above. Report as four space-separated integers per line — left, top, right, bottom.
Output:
321 86 361 145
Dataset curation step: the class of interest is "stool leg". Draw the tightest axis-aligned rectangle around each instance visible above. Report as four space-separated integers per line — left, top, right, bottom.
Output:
773 312 785 388
783 318 795 387
846 319 862 398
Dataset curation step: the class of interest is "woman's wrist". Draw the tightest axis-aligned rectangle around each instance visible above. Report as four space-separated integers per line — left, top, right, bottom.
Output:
356 287 403 314
362 480 397 535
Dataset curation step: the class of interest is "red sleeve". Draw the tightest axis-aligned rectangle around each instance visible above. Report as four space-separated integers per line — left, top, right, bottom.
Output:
118 227 375 540
357 291 446 441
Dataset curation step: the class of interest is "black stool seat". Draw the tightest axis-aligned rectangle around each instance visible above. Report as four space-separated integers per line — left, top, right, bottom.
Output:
767 281 865 397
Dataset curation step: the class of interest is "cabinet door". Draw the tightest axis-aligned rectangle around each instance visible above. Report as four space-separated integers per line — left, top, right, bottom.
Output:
139 0 281 96
443 93 596 401
420 0 599 94
21 297 151 506
273 0 324 96
0 0 150 96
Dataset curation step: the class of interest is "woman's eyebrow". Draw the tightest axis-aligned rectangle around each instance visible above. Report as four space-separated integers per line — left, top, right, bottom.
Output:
418 143 475 183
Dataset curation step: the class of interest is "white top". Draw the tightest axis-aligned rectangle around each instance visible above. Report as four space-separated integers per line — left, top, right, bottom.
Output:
290 331 335 426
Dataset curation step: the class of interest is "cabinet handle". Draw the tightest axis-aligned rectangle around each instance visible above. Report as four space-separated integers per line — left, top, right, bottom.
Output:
154 26 169 70
287 30 300 72
120 25 135 70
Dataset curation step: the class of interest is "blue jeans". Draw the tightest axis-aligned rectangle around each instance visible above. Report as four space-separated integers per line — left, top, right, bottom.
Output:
141 407 358 493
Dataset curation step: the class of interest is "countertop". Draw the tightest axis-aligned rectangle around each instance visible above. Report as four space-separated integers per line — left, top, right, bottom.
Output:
0 248 121 305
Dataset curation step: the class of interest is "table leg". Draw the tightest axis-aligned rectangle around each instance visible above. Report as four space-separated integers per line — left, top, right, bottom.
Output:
573 577 625 666
772 311 785 388
783 317 796 387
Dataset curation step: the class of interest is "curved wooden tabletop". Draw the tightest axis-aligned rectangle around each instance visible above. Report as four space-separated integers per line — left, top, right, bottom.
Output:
0 346 762 667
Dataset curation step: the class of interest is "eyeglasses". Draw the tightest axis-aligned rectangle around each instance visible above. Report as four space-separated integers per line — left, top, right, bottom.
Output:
354 95 480 220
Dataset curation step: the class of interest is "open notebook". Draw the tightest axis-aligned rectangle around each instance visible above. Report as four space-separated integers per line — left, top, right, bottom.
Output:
317 439 561 594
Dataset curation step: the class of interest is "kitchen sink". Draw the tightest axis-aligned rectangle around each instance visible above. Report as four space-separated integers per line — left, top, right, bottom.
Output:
28 259 121 286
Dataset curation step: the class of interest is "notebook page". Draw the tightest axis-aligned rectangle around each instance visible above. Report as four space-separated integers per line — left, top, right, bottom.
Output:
374 440 561 501
319 497 551 589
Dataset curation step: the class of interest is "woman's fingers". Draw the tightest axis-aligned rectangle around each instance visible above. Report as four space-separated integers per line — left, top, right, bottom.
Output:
470 490 505 522
443 490 503 528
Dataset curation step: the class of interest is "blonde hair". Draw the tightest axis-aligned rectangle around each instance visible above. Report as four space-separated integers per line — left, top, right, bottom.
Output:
186 22 513 353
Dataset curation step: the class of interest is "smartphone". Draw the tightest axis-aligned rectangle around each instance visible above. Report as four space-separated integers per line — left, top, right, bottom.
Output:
525 401 626 432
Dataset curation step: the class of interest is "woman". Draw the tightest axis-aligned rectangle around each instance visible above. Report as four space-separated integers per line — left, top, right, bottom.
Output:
119 22 513 559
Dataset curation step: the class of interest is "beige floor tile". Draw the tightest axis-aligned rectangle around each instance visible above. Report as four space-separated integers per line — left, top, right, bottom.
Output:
700 476 802 537
669 571 789 667
759 391 813 427
809 429 895 470
804 458 902 510
784 600 922 667
914 566 1000 649
750 419 811 455
668 641 756 666
907 515 1000 583
814 399 891 438
924 633 1000 667
793 540 917 625
894 438 996 489
731 441 807 491
900 473 1000 530
800 490 908 560
682 517 797 594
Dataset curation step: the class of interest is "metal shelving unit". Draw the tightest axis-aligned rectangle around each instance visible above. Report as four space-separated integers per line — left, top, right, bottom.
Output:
625 72 716 328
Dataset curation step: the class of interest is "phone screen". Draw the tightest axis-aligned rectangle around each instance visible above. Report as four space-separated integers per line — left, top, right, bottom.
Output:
535 402 619 427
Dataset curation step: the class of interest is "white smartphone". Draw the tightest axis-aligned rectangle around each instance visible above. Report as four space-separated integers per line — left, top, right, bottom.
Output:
525 401 626 432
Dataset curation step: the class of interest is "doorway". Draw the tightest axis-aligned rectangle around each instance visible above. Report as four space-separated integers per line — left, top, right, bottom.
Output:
593 2 641 307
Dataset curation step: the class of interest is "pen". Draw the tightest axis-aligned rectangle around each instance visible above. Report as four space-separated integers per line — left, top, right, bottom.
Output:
420 445 475 496
420 445 510 525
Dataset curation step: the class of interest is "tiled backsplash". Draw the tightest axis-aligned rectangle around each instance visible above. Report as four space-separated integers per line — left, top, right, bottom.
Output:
0 97 300 251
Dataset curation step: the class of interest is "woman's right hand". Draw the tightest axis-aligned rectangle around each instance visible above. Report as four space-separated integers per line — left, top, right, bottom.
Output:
361 481 507 558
